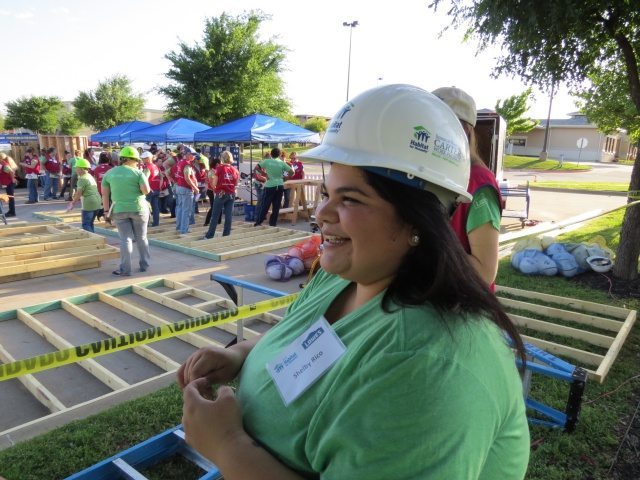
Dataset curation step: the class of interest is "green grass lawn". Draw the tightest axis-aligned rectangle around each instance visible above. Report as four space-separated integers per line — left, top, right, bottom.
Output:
0 210 638 479
505 155 592 171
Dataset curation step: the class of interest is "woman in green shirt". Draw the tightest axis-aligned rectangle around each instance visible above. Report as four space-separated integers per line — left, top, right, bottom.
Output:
178 85 529 479
101 146 151 276
66 158 101 232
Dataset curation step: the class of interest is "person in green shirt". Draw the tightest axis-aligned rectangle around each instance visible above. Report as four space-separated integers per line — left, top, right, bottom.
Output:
254 147 293 227
66 158 101 232
68 149 83 201
177 85 529 479
101 146 151 276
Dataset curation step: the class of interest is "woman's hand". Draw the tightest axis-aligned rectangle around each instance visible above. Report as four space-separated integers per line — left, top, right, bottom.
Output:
177 345 245 389
182 380 245 462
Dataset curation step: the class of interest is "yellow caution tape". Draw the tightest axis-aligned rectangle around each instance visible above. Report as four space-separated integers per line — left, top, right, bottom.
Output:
0 293 298 382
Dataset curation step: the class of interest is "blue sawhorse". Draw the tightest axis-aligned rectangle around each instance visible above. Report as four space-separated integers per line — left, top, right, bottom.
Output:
66 425 221 479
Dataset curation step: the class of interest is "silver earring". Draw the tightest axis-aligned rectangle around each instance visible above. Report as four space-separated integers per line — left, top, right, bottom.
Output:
410 234 420 246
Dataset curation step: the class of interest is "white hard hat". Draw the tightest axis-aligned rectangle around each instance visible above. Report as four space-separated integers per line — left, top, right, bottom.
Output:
301 84 472 210
586 255 613 273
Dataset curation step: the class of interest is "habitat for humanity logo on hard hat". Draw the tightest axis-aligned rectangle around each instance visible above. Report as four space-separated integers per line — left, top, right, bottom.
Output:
328 102 354 134
409 125 431 153
433 134 463 166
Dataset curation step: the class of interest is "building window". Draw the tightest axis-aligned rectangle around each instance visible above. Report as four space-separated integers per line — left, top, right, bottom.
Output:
510 138 526 147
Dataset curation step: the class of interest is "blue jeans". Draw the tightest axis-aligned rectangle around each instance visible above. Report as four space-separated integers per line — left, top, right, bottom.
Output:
51 175 59 198
43 172 51 199
256 185 284 226
175 185 194 234
27 178 39 203
81 209 97 232
205 193 234 238
113 211 151 274
2 183 15 214
283 187 291 208
146 190 160 227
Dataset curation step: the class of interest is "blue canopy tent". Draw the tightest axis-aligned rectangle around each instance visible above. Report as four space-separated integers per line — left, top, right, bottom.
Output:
193 113 321 144
194 114 321 203
129 118 211 143
90 121 153 143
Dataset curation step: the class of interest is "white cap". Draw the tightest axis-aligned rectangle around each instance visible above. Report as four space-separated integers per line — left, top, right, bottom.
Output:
432 86 477 127
140 151 153 159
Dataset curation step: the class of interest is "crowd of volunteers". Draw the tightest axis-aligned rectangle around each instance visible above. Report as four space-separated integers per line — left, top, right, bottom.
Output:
8 141 306 276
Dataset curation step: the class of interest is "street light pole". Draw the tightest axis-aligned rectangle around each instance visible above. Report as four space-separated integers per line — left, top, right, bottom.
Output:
343 20 358 102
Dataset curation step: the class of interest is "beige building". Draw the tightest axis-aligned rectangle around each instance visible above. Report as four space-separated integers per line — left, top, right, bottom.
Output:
507 112 636 162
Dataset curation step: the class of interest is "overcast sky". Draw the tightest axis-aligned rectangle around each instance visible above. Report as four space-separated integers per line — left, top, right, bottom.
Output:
1 0 580 121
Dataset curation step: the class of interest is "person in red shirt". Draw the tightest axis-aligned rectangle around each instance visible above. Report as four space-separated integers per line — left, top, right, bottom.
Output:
203 150 239 239
93 152 113 197
20 147 40 204
174 147 199 234
142 151 162 227
0 153 17 217
44 147 62 200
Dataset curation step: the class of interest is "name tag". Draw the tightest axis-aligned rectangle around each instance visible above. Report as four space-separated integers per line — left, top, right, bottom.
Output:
266 317 346 406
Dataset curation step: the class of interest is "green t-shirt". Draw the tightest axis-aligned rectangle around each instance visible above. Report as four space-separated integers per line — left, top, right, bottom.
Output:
69 157 81 170
258 157 294 188
466 186 501 233
76 173 101 211
238 269 530 479
101 165 149 214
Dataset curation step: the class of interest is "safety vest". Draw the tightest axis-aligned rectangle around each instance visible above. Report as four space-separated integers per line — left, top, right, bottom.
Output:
214 164 239 195
174 158 195 188
0 160 13 186
450 164 503 292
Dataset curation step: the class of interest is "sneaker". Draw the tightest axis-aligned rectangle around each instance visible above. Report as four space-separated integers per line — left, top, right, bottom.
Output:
139 267 147 272
112 270 131 276
25 201 36 204
5 212 16 217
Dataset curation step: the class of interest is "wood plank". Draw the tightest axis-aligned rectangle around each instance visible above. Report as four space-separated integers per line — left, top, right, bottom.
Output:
497 285 630 319
595 310 637 384
16 309 129 390
0 237 104 256
0 247 119 275
0 262 101 283
0 344 66 413
132 285 261 340
510 314 614 348
61 300 180 372
500 297 623 332
522 334 604 368
98 292 223 349
0 244 110 263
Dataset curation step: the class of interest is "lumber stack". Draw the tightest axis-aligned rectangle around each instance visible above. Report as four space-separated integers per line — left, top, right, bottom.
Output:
95 221 313 261
0 222 119 283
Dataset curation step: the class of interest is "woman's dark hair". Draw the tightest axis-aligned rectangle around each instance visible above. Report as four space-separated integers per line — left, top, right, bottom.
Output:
362 169 526 364
98 152 111 164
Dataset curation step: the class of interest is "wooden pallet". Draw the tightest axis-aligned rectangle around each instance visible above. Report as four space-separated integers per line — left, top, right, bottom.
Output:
0 278 281 441
95 221 313 261
0 223 119 283
496 285 637 383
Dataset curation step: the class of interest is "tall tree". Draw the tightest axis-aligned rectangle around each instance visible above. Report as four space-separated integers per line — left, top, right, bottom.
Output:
576 61 640 144
430 0 640 281
0 113 5 131
73 75 145 131
304 117 328 134
58 111 83 135
159 10 291 126
495 88 539 136
4 96 64 133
